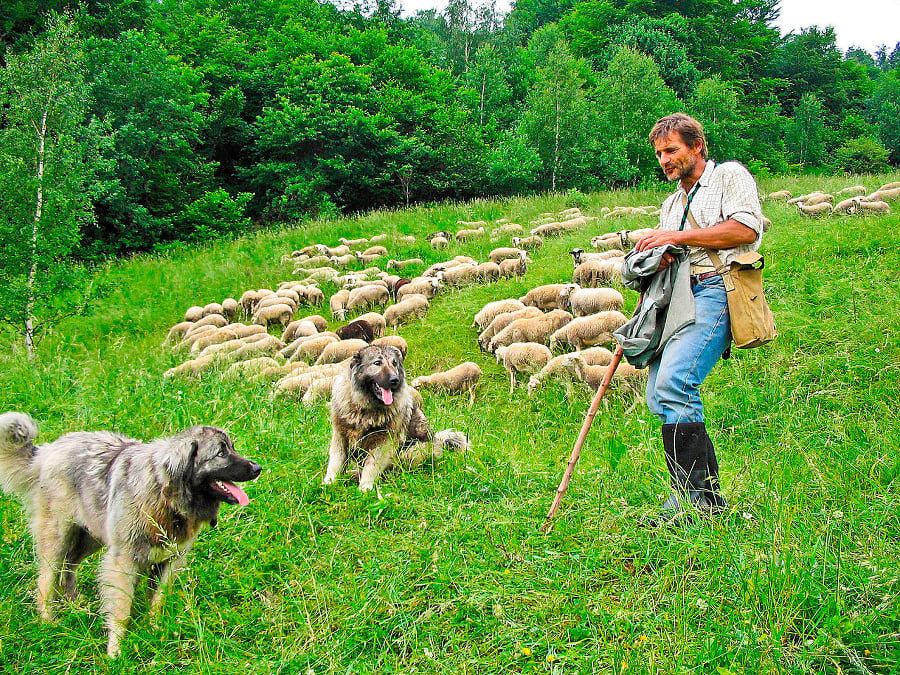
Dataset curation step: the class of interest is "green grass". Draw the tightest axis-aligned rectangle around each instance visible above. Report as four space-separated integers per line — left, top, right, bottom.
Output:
2 174 900 673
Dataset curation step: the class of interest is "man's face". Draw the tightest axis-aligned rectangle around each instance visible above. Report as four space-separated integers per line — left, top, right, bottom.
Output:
653 132 703 183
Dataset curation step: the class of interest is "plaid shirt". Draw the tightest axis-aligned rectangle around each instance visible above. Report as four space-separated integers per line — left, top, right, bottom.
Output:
658 160 763 267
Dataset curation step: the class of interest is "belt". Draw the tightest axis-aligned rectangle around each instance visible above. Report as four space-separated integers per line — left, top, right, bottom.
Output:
690 269 721 283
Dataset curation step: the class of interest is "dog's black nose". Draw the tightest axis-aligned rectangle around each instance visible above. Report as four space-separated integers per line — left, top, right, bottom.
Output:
248 462 262 478
389 376 400 389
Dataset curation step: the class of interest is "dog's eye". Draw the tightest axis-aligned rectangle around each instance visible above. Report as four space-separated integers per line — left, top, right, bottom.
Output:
217 447 228 457
374 359 382 366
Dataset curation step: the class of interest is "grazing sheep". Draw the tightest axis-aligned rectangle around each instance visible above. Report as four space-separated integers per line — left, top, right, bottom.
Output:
330 288 351 320
223 357 280 381
221 298 239 318
833 197 859 215
499 251 529 278
797 202 833 218
238 290 260 315
511 234 543 250
288 334 340 362
455 226 486 242
765 190 792 201
330 254 356 268
292 255 331 268
397 276 442 300
386 258 424 270
226 323 268 339
314 338 368 365
226 335 286 362
529 217 586 237
368 234 389 244
173 325 217 351
184 306 204 322
275 288 301 305
490 223 524 241
477 307 543 350
361 245 388 257
549 310 628 351
282 319 319 343
339 236 369 248
560 287 625 316
300 374 340 405
163 354 217 378
164 321 195 345
346 284 390 312
867 188 900 203
295 267 340 284
476 261 501 282
572 357 647 399
383 296 430 328
437 263 479 287
856 200 891 215
877 181 900 191
494 342 553 393
835 185 866 197
355 251 384 266
430 235 450 250
411 362 483 405
570 248 626 266
457 219 488 228
371 334 408 358
804 193 834 206
397 235 416 245
520 284 576 311
356 312 386 337
185 314 228 334
526 354 583 394
473 298 527 330
199 339 246 360
256 294 297 314
190 328 239 354
316 243 350 257
590 233 621 250
253 303 295 327
272 363 346 397
489 309 573 352
488 247 525 264
335 319 375 342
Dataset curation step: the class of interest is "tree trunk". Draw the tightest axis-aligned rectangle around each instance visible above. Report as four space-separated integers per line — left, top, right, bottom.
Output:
479 73 486 127
552 94 560 192
25 109 47 360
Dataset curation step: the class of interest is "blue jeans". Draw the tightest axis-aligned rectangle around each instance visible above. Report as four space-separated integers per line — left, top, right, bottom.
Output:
645 276 731 424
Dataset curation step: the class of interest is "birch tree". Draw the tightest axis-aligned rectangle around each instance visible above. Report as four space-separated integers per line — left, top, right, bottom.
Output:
0 13 98 358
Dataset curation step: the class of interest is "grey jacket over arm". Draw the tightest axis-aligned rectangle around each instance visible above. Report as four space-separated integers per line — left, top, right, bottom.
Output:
613 245 695 369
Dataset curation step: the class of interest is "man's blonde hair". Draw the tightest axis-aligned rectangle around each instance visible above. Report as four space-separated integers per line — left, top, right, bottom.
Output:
649 113 708 159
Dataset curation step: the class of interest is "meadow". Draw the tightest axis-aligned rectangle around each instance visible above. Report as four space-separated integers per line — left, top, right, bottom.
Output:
1 174 899 674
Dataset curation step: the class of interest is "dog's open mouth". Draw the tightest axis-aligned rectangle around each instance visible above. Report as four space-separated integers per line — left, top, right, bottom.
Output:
372 382 394 405
209 479 250 506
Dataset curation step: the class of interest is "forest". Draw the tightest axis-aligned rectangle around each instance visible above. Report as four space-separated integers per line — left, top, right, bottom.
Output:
0 0 898 260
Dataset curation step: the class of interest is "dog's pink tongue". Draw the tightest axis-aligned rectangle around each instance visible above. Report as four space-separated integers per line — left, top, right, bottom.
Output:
379 387 393 405
221 481 250 506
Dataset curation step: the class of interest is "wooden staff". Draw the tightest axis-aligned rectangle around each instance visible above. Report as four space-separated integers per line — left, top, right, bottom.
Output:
539 343 625 532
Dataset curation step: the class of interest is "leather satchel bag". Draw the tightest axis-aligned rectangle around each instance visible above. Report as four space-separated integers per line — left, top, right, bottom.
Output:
683 199 777 349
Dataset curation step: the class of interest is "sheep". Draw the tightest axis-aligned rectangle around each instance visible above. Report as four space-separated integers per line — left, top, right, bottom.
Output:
437 263 479 287
560 287 625 316
172 325 218 351
520 284 576 311
591 233 621 250
796 202 833 218
456 219 488 228
330 288 351 320
237 290 260 315
569 248 624 266
526 353 583 394
490 223 524 241
511 235 543 250
163 354 217 378
386 258 425 270
225 335 286 362
278 331 339 360
339 236 369 248
355 251 385 266
282 319 320 343
301 374 340 405
576 258 624 287
164 321 195 345
430 235 449 250
856 200 891 215
765 190 792 201
488 247 525 264
330 253 356 268
223 357 280 381
397 235 416 245
558 207 582 219
499 250 529 278
473 298 526 330
275 288 301 305
383 295 430 328
252 303 295 327
488 309 573 353
411 362 483 406
476 261 501 282
867 188 900 203
549 310 628 351
477 307 543 350
294 267 339 284
835 185 866 197
316 243 350 257
292 255 331 268
199 339 247 360
225 323 268 339
346 284 390 312
272 363 346 398
220 298 238 319
397 276 442 300
288 334 340 362
184 306 204 322
356 312 386 337
572 356 647 400
368 234 389 244
787 191 826 206
314 338 368 365
877 181 900 191
455 226 486 242
833 197 859 215
256 294 297 314
185 314 228 335
494 342 553 393
529 217 586 237
804 193 834 206
335 319 375 342
190 328 239 354
371 334 408 358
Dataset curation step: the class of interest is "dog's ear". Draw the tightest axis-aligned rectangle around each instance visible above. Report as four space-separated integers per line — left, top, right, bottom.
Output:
350 348 365 370
386 345 403 364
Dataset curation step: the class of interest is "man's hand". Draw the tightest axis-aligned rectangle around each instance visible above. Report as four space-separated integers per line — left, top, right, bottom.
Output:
634 229 685 252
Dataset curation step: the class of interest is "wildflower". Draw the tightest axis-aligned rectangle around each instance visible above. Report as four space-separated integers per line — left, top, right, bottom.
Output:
504 568 512 576
547 654 557 663
865 649 872 656
621 662 628 671
522 647 531 657
638 635 648 643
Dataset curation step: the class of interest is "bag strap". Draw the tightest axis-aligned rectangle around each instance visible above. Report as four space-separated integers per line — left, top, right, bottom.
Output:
680 192 733 291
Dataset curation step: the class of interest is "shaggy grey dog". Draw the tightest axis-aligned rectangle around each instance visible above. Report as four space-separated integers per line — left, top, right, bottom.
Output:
0 412 261 657
323 344 468 490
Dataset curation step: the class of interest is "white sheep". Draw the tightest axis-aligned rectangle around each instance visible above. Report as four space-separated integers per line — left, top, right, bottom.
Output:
314 338 368 365
867 188 900 203
489 223 524 241
765 190 792 201
316 243 350 257
248 302 294 327
184 305 204 322
282 319 320 343
225 322 268 339
356 311 386 337
431 235 449 250
833 197 859 215
330 289 351 320
362 245 388 257
411 362 483 406
346 284 390 312
797 202 833 218
477 307 543 350
368 233 389 244
572 357 647 404
288 334 340 363
223 357 280 381
520 283 576 310
473 298 526 330
355 251 384 266
371 334 408 358
526 353 583 394
184 314 228 336
386 258 425 270
856 200 891 215
272 363 345 397
834 185 866 198
225 335 286 362
488 309 573 352
437 263 479 287
330 253 356 268
383 296 429 328
164 321 195 345
301 374 340 405
476 261 501 282
292 255 331 268
494 342 553 393
397 276 442 299
455 226 486 241
549 310 628 351
511 234 543 250
221 298 239 319
339 236 369 248
237 290 260 315
488 247 525 264
560 287 624 316
499 251 529 278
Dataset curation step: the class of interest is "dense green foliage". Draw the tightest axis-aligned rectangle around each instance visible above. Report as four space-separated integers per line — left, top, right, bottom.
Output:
1 0 898 262
0 174 898 672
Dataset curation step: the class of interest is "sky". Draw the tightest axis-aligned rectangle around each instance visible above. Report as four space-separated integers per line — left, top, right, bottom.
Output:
396 0 900 55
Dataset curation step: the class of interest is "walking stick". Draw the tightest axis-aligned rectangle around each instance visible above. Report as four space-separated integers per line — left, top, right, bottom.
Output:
539 342 625 532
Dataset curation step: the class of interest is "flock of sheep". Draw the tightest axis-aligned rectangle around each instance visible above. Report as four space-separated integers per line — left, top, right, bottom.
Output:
160 206 660 408
767 180 899 218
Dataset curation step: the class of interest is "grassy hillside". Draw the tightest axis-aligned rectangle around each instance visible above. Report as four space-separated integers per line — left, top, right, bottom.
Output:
1 174 899 674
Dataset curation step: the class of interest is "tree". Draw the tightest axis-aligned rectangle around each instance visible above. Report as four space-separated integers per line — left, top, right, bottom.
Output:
689 76 746 162
0 13 102 357
785 92 826 167
867 72 900 164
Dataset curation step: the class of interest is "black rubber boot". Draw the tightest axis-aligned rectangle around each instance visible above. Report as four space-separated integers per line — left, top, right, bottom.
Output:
654 422 727 525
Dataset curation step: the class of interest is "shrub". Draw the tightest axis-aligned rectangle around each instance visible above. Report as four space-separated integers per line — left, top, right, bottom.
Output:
175 189 253 243
834 136 891 174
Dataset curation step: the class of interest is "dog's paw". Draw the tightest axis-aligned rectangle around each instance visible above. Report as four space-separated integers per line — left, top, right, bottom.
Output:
322 474 338 486
358 481 376 492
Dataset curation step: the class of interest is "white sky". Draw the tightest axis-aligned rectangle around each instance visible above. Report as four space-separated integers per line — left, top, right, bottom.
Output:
396 0 900 55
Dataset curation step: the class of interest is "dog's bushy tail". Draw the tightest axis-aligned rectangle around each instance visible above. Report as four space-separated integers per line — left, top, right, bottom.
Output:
0 412 40 498
433 429 470 456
